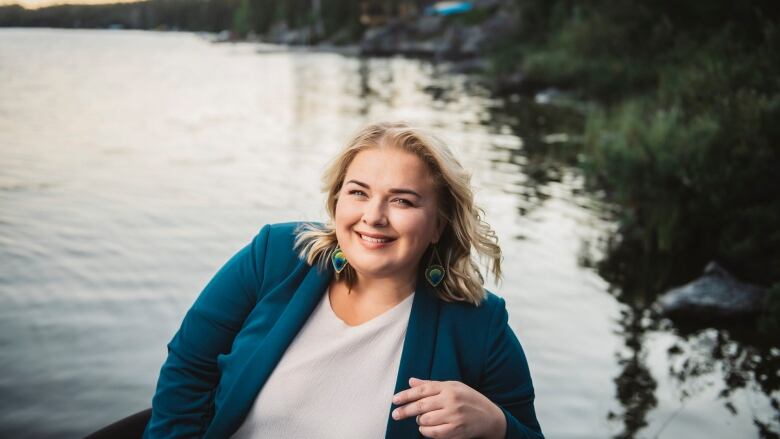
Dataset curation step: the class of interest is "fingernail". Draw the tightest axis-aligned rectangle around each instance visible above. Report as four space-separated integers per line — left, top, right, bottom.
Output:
392 410 399 419
392 395 399 403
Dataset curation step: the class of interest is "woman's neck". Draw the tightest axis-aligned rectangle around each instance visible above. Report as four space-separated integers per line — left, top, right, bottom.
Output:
337 271 416 306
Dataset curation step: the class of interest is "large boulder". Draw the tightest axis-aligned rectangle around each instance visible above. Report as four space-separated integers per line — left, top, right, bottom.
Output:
658 262 767 322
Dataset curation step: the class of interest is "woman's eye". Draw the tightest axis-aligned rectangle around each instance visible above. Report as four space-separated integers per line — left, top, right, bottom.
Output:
347 190 411 206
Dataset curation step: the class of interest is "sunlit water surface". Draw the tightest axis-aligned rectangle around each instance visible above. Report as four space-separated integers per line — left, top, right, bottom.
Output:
0 28 776 438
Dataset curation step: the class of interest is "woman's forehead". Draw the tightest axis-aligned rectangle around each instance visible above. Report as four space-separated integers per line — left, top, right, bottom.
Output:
345 148 435 189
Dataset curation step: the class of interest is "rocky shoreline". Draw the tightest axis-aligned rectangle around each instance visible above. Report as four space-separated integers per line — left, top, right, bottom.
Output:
211 0 532 93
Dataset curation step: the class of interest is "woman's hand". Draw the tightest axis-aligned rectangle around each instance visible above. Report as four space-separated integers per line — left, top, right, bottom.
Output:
391 377 507 439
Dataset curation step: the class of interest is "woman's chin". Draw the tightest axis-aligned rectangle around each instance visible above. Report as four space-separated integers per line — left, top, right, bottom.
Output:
349 263 410 281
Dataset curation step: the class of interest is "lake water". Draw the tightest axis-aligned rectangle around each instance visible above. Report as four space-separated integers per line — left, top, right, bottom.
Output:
0 28 777 438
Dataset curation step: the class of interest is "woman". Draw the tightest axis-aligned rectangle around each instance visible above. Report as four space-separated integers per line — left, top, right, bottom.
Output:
144 122 543 438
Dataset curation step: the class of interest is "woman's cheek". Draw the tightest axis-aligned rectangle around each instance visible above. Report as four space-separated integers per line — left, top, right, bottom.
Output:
339 202 363 224
394 208 430 232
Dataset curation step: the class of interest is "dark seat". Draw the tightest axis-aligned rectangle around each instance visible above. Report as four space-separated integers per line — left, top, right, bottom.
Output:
84 408 151 439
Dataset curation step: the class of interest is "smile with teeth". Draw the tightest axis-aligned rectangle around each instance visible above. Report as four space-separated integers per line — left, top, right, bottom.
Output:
357 233 394 243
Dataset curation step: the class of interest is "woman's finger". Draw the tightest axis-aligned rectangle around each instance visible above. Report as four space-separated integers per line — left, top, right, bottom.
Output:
392 394 444 420
419 421 459 438
409 377 429 386
392 378 441 405
416 408 449 427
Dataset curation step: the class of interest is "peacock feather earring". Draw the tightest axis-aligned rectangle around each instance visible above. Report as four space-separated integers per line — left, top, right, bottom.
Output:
425 244 446 287
331 246 348 274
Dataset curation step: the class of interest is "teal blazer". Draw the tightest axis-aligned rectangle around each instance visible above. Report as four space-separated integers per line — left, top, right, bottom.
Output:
144 222 543 438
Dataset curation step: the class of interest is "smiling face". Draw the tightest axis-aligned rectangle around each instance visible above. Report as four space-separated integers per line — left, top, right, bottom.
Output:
334 147 443 283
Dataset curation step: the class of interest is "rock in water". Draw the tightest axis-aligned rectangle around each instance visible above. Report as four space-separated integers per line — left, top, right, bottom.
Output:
658 262 767 322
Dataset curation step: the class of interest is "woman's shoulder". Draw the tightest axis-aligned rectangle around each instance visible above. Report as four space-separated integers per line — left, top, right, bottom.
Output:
261 220 320 238
245 221 320 287
438 289 508 326
256 221 322 251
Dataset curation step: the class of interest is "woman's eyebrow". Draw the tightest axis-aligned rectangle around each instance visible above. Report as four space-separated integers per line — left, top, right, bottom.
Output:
345 179 422 198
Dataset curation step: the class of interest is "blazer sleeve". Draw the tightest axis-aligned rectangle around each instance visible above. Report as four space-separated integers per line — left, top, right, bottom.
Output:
143 224 270 438
480 296 544 439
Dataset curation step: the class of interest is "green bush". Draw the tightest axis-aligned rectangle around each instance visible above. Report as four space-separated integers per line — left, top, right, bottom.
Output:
495 0 780 290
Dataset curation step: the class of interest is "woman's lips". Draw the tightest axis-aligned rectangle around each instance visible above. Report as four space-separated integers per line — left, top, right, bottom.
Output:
355 231 396 249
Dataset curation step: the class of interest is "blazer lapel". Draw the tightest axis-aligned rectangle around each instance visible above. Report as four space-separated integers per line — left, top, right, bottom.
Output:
205 263 332 439
384 279 441 439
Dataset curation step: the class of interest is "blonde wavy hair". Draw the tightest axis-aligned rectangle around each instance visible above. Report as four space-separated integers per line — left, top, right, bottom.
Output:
294 121 501 306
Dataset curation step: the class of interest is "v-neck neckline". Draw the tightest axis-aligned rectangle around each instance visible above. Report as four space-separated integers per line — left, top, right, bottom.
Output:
325 288 415 329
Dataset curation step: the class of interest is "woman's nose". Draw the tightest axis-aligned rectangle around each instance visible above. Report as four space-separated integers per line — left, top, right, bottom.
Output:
362 197 388 227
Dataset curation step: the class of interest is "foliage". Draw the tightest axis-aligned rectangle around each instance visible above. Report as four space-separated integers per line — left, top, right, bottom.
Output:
503 0 779 99
0 0 238 32
497 0 780 291
232 0 250 36
0 0 364 42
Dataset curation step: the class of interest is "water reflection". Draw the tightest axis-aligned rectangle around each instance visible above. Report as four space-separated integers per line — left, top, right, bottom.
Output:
585 207 780 437
488 87 780 437
666 329 780 437
485 96 587 217
608 307 659 438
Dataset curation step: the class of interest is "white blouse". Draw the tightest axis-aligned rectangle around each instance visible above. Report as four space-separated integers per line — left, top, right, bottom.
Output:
231 289 415 438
